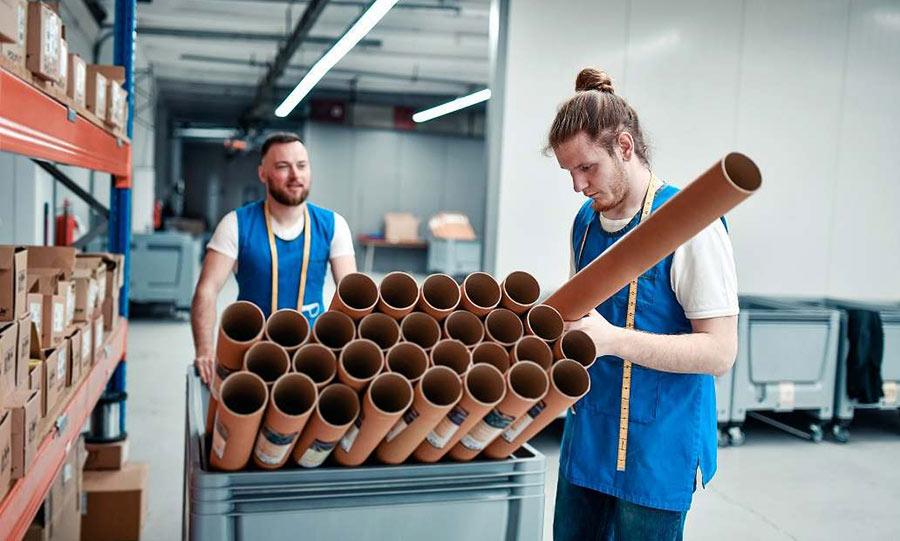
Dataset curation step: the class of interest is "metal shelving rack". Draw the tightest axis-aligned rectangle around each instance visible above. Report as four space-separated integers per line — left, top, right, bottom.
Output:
0 1 136 537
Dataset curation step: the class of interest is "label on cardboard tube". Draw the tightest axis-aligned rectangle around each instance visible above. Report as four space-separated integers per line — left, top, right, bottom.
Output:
501 400 545 443
254 425 300 466
298 439 338 468
211 419 229 460
339 414 364 453
425 405 469 449
460 408 516 451
384 407 420 443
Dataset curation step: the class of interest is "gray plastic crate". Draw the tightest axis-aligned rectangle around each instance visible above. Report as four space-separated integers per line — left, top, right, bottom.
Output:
427 238 482 277
130 231 201 310
183 369 546 541
715 368 735 446
729 296 841 442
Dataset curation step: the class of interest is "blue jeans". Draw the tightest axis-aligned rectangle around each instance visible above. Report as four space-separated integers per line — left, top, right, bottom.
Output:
553 474 686 541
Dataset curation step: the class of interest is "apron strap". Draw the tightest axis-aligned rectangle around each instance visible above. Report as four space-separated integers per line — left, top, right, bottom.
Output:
264 201 313 315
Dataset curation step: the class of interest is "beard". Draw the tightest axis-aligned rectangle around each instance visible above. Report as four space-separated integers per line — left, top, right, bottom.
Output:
590 157 629 213
268 181 309 207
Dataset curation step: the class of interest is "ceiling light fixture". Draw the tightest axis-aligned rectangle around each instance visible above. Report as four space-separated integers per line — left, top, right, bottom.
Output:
275 0 399 118
412 88 491 123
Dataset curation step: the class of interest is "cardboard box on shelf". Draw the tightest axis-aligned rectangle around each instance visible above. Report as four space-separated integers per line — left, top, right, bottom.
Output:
0 0 28 74
102 291 119 332
6 388 39 479
0 246 28 322
428 212 477 241
85 68 107 121
17 315 32 389
27 246 76 275
384 212 421 243
72 275 98 323
0 322 16 400
65 328 81 386
31 341 64 417
92 314 104 363
25 1 61 82
82 462 148 541
31 291 64 350
80 320 92 371
66 52 85 107
85 440 128 471
28 363 40 391
1 0 18 44
106 82 127 130
80 252 121 304
74 255 106 312
27 434 83 541
0 409 11 501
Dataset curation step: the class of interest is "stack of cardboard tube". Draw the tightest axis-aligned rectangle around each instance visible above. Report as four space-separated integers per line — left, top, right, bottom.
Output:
207 270 594 471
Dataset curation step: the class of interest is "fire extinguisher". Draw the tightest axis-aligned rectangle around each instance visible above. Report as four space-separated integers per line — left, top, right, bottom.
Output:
55 199 79 246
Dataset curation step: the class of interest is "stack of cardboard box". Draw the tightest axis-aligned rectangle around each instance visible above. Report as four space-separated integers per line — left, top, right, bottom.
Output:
23 436 85 541
82 440 149 541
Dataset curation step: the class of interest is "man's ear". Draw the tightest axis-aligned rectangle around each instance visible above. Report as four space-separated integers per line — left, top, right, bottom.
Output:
617 132 635 161
257 165 266 184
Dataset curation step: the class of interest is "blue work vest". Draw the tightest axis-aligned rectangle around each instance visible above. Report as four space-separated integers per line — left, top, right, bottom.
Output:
235 200 335 326
559 184 719 512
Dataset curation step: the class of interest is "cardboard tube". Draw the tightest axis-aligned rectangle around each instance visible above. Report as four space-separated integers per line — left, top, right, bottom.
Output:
243 341 291 386
400 312 441 352
333 372 414 466
430 339 472 375
330 272 379 320
377 271 420 320
412 364 506 463
472 341 511 374
264 309 310 356
484 308 524 347
358 312 401 352
213 301 266 399
509 336 553 370
417 273 461 321
253 373 318 469
484 359 591 459
449 360 549 460
459 272 501 317
210 372 268 471
443 310 485 349
376 366 463 464
553 329 597 369
385 342 429 385
500 271 540 315
292 384 361 468
292 343 337 389
337 339 385 392
545 153 762 320
311 310 356 353
524 304 564 343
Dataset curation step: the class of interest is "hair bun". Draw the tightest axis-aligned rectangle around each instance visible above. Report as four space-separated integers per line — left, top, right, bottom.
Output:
575 68 614 94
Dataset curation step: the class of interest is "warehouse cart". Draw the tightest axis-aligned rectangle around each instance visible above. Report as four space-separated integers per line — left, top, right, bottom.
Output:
728 296 842 444
183 368 547 541
716 368 736 446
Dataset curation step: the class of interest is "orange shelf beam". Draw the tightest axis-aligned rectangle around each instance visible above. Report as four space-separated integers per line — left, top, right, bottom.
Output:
0 320 129 540
0 67 131 183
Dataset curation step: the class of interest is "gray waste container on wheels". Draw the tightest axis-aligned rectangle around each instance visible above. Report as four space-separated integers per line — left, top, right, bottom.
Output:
183 369 547 541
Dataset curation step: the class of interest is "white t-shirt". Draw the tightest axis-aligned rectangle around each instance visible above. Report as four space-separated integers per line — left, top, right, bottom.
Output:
206 207 355 268
570 213 739 320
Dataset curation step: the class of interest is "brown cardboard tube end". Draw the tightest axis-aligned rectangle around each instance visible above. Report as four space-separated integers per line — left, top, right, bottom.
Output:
430 339 472 375
554 329 596 368
243 342 290 385
338 339 385 391
216 301 266 370
500 271 540 314
293 343 337 388
358 312 401 351
460 272 501 316
377 272 420 319
331 273 378 320
385 342 429 383
400 312 441 351
467 364 506 406
484 308 524 347
417 273 460 320
723 152 762 192
265 309 310 354
443 310 484 348
312 311 356 352
525 304 564 343
421 365 463 407
508 360 550 401
472 341 511 373
511 336 553 370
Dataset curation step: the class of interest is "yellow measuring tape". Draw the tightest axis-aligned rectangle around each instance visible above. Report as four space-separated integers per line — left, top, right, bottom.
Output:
264 200 312 315
576 174 661 472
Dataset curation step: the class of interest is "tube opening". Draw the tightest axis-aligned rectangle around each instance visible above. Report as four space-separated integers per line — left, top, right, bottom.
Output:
485 308 524 345
553 360 591 398
561 330 597 367
400 312 441 350
341 340 384 381
386 343 428 381
463 272 501 309
380 272 419 310
422 274 461 310
509 361 550 400
293 344 337 385
273 374 317 416
313 311 356 350
504 271 540 307
359 313 401 350
221 373 267 415
444 310 484 346
266 309 309 349
723 152 762 192
422 366 463 407
528 305 564 342
430 339 471 375
221 301 265 342
466 364 505 405
338 273 379 310
370 373 413 414
244 342 290 383
472 342 511 373
513 336 553 370
318 385 360 426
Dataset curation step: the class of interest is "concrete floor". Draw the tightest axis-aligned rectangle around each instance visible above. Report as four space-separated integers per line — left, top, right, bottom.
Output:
124 277 900 541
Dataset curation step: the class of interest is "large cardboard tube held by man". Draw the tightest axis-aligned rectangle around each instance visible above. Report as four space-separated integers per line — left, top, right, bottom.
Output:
253 373 318 469
413 363 506 463
210 371 268 471
243 341 291 387
214 301 266 396
500 271 540 315
377 271 420 320
358 312 401 352
333 372 414 466
484 359 591 459
449 360 549 461
385 342 429 385
443 310 485 349
311 310 356 353
337 339 385 392
330 272 379 320
293 343 338 389
545 153 761 320
459 272 502 317
264 308 310 357
553 329 597 368
417 273 461 321
292 383 360 468
376 365 463 464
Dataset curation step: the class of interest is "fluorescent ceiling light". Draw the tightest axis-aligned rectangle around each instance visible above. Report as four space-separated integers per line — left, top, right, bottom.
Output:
175 127 237 139
412 88 491 123
275 0 399 118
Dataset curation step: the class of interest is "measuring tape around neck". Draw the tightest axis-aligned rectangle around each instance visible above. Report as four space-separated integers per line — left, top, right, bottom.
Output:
576 173 662 472
264 200 312 315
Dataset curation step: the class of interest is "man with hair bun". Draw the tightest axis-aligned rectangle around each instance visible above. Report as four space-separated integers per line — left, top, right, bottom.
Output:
548 69 739 540
191 132 357 385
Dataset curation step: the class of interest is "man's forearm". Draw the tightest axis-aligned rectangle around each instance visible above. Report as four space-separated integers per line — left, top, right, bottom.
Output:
606 327 732 376
191 289 217 358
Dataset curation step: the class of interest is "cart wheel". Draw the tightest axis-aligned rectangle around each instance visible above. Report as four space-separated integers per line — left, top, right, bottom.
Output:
727 426 745 447
809 423 824 443
831 424 850 444
717 429 730 448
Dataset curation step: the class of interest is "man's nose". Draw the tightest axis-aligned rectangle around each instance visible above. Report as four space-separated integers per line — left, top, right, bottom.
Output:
572 175 587 193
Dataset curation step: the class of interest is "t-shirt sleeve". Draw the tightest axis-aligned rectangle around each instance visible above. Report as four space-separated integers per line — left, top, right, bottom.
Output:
670 219 739 319
206 211 239 261
330 212 356 259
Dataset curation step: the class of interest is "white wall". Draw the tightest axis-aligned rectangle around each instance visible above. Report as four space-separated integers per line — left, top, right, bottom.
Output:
489 0 900 301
